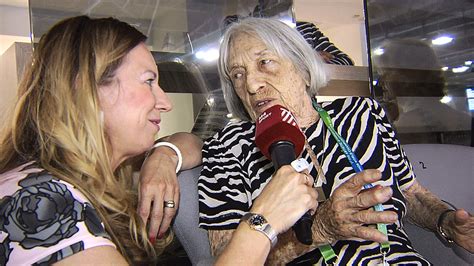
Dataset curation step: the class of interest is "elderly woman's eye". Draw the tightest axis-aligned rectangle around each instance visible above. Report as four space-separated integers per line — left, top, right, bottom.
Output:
233 72 243 79
261 59 272 65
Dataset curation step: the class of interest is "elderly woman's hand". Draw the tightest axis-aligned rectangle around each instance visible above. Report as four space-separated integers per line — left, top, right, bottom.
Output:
313 169 398 243
442 209 474 252
138 147 180 243
250 165 319 234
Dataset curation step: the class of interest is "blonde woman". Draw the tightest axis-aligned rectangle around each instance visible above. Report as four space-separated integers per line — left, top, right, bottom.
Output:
0 15 203 265
0 16 317 265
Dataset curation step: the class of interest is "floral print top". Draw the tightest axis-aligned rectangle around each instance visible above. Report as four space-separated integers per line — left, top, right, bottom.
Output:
0 162 116 265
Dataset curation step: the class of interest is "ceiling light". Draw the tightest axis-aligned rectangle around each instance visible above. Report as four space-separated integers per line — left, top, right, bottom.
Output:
432 36 453 45
195 51 205 60
452 66 469 73
465 60 472 66
195 48 219 62
439 95 452 104
374 48 384 55
441 67 449 71
207 97 215 106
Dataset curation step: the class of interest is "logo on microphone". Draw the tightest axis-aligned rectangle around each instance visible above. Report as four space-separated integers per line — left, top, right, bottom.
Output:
258 110 271 124
280 107 297 127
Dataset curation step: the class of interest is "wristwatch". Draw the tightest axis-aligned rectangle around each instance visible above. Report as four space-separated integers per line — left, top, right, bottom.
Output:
437 209 455 244
241 213 278 247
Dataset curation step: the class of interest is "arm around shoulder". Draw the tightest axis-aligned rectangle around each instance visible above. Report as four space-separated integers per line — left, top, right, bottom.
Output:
158 132 203 170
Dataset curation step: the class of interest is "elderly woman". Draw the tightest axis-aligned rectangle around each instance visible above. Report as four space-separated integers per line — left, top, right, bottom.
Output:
198 17 473 265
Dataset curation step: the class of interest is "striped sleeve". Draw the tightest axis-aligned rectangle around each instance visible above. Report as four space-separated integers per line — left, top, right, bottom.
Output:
198 121 253 230
365 97 416 190
296 21 354 66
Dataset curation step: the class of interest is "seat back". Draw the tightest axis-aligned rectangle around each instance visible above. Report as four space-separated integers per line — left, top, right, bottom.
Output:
173 166 214 265
402 144 473 265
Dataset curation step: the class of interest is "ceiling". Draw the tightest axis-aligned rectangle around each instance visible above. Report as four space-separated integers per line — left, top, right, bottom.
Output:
295 0 364 28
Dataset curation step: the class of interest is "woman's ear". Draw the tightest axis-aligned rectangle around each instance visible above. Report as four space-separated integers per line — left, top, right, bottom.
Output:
304 78 310 88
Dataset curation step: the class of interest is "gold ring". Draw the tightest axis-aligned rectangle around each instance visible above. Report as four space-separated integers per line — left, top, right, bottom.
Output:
164 200 175 208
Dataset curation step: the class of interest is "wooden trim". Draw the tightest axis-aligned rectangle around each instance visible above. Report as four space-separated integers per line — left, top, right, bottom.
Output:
319 65 370 96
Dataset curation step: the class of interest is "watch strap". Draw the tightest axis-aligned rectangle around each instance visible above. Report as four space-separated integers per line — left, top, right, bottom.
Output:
241 213 278 247
437 209 455 243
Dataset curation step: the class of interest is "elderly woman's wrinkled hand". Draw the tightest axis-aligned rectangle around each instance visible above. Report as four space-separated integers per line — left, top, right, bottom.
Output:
445 209 474 253
250 165 319 234
138 149 180 242
314 169 398 243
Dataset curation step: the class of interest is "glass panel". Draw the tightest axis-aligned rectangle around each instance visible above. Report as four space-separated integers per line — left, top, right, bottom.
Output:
29 0 295 140
367 0 473 146
29 1 372 141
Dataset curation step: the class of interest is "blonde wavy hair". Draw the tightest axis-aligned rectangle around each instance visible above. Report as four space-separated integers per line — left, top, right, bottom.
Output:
0 16 171 264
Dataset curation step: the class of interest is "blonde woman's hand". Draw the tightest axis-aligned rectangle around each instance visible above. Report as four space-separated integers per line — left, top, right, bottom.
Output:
138 148 180 243
250 165 318 234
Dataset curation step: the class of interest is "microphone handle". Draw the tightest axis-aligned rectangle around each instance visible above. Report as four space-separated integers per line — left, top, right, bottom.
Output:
269 141 313 245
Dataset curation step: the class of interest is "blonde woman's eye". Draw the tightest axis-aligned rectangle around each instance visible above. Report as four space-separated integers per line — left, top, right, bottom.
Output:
145 78 155 87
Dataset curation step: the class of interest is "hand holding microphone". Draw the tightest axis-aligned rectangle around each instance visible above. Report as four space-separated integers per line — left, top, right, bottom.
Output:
250 163 318 237
255 104 316 245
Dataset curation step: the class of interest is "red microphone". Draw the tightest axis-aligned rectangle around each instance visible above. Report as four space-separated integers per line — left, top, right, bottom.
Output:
255 104 313 245
255 105 305 168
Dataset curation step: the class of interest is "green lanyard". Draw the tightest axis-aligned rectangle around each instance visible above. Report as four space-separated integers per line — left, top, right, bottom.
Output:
312 100 390 264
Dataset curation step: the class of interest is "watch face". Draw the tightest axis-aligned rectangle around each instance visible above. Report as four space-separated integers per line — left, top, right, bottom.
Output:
249 214 267 229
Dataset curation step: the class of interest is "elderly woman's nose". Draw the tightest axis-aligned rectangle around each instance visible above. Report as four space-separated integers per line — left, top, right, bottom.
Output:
246 74 265 94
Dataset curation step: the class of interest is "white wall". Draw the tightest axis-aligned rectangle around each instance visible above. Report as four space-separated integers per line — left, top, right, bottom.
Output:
157 93 195 138
323 23 368 66
0 5 30 55
294 0 368 66
0 44 19 124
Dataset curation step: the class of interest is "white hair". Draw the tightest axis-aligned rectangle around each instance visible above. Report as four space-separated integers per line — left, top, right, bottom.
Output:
218 17 328 120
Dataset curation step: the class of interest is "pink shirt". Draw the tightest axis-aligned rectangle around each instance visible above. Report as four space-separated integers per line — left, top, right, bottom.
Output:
0 162 116 265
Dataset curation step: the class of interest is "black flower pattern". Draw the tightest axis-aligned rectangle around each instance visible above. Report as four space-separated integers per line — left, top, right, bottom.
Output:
33 241 84 266
1 174 84 249
0 237 12 266
84 203 110 239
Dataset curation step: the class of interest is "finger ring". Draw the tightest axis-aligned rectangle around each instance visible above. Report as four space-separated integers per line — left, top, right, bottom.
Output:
164 200 175 208
291 158 310 173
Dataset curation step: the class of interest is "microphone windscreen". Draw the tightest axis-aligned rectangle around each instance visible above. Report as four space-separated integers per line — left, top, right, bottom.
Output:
255 104 305 159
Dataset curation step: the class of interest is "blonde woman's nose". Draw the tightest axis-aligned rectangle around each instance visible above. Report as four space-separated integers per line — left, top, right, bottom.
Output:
154 85 173 112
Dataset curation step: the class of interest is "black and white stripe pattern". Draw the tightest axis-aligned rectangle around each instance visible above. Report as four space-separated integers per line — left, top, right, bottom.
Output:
198 97 431 264
296 21 354 66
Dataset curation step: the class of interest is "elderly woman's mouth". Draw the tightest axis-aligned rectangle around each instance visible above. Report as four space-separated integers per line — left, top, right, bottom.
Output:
254 99 274 110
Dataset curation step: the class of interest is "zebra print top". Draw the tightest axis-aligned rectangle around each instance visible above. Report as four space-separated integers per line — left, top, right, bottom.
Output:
198 97 430 265
296 21 354 66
